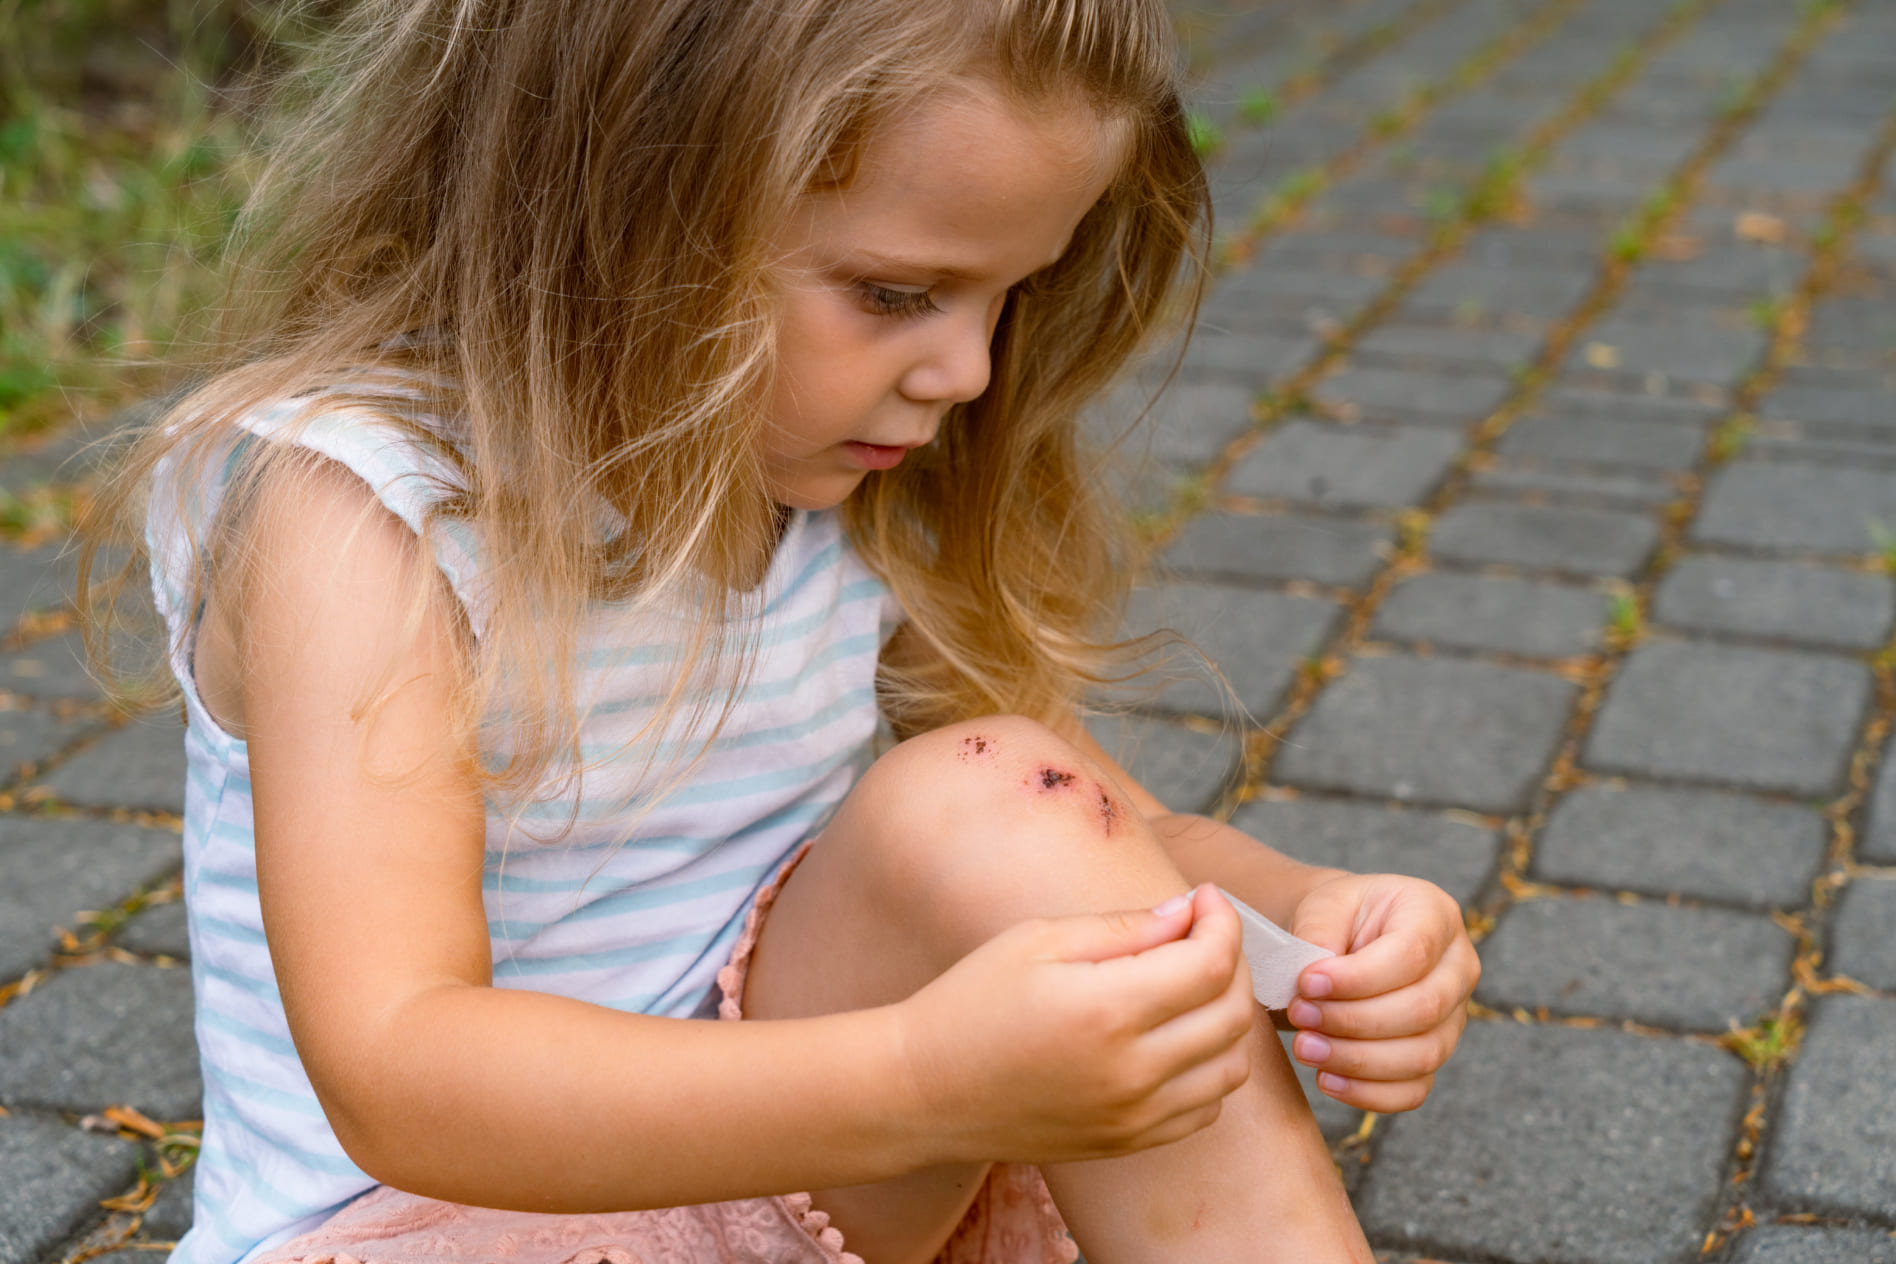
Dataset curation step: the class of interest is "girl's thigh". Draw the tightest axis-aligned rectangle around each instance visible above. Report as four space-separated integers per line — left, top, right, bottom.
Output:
740 714 1191 1263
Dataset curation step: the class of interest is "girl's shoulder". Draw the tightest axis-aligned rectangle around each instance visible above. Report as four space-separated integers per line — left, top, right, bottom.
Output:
148 374 490 633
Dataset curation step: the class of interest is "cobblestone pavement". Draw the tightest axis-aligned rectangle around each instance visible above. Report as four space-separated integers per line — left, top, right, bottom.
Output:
5 1 1896 1260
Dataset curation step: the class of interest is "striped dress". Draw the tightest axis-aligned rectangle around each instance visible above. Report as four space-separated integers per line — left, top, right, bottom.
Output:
146 397 902 1264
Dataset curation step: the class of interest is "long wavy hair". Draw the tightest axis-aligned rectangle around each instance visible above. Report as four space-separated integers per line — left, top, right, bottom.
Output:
80 0 1210 824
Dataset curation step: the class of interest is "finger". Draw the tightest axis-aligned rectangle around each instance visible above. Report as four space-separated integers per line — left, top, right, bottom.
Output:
1288 970 1468 1041
1034 890 1198 966
1138 942 1257 1079
1312 1069 1434 1114
1299 898 1458 1001
1291 1020 1462 1084
1137 1034 1252 1124
1080 910 1243 1032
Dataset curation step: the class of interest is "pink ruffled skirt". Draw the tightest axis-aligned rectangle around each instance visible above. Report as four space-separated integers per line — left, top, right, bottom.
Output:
251 844 1079 1264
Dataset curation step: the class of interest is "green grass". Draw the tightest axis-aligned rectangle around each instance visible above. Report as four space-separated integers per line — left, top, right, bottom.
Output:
1186 110 1224 158
0 0 274 445
1237 87 1279 127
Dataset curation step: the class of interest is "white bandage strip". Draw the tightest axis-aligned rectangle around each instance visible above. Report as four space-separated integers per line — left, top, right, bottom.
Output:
1216 886 1335 1010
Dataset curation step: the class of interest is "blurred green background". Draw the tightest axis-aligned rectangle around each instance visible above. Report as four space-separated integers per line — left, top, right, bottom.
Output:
0 0 298 446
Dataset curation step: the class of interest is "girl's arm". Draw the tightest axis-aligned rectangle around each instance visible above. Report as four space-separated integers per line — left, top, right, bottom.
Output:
231 461 1247 1211
235 460 921 1209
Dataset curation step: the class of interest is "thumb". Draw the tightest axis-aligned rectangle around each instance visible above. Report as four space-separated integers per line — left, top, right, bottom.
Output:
1289 887 1355 959
1043 887 1198 965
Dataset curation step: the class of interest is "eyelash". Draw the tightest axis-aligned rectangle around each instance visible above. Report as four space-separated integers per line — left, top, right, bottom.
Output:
858 282 942 320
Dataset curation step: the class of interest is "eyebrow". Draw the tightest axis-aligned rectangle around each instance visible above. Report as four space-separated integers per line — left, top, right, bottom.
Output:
841 250 987 283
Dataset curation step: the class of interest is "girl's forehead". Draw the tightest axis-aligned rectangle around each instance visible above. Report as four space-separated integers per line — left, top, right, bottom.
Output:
782 81 1124 276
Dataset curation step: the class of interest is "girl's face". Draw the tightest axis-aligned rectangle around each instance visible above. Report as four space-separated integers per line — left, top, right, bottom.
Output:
766 81 1124 510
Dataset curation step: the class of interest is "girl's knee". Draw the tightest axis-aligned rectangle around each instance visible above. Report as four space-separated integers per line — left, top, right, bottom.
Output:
834 714 1156 933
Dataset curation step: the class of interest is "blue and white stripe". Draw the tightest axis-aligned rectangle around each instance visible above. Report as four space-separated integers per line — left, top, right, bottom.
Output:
147 396 900 1264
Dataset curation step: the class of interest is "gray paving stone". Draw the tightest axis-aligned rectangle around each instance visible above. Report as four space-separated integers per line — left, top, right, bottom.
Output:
1729 1227 1896 1264
1496 415 1707 470
1462 225 1604 269
1228 797 1499 908
1083 711 1242 816
1758 996 1896 1219
1467 464 1678 508
38 717 187 813
1829 878 1896 992
1371 573 1606 659
0 816 181 984
1 631 104 701
114 899 190 961
1802 295 1896 359
1430 502 1659 577
1158 512 1392 590
0 542 74 636
1122 581 1341 720
1476 897 1794 1031
1254 230 1421 274
1865 744 1896 865
1310 365 1514 426
1357 1022 1748 1264
1090 379 1256 468
1173 330 1319 386
1403 263 1595 323
1653 556 1894 649
0 702 95 785
1621 248 1806 305
1585 642 1870 797
1535 783 1826 909
1351 323 1545 373
0 962 199 1118
1758 382 1896 434
1204 266 1387 330
1226 421 1463 510
1695 463 1896 556
1538 386 1725 428
0 1114 140 1264
1568 319 1770 391
1276 655 1575 813
141 1170 195 1238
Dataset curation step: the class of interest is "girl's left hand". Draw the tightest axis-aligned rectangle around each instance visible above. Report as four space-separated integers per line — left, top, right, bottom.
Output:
1283 872 1481 1113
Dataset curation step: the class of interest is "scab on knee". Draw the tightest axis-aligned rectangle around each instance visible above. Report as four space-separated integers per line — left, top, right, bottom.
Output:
1025 763 1123 838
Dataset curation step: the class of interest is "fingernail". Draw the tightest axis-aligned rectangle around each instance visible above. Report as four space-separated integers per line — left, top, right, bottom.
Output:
1151 892 1192 917
1301 971 1333 998
1288 999 1322 1029
1294 1032 1331 1065
1317 1072 1348 1095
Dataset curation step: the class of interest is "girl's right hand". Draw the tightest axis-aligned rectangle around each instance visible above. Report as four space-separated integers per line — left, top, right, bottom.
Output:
893 883 1257 1166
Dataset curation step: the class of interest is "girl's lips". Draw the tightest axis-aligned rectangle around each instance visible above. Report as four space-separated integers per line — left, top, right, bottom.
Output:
842 441 910 470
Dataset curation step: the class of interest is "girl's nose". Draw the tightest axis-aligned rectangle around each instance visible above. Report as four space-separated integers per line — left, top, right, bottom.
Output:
900 311 994 406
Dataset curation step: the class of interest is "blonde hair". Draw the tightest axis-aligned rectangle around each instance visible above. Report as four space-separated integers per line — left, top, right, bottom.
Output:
81 0 1210 822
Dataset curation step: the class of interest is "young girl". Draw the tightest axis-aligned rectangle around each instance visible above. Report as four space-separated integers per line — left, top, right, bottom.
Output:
88 1 1481 1261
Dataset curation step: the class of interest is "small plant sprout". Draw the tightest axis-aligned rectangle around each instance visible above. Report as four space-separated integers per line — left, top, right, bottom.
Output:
1867 519 1896 573
1607 589 1643 642
1238 87 1279 125
1708 415 1755 462
1186 111 1224 157
1747 295 1785 330
1722 1010 1803 1071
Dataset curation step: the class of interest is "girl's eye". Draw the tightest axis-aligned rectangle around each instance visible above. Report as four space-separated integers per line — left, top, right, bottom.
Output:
857 282 941 320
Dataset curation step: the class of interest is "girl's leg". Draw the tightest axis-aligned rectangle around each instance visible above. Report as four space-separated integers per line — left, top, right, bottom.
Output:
740 715 1371 1264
